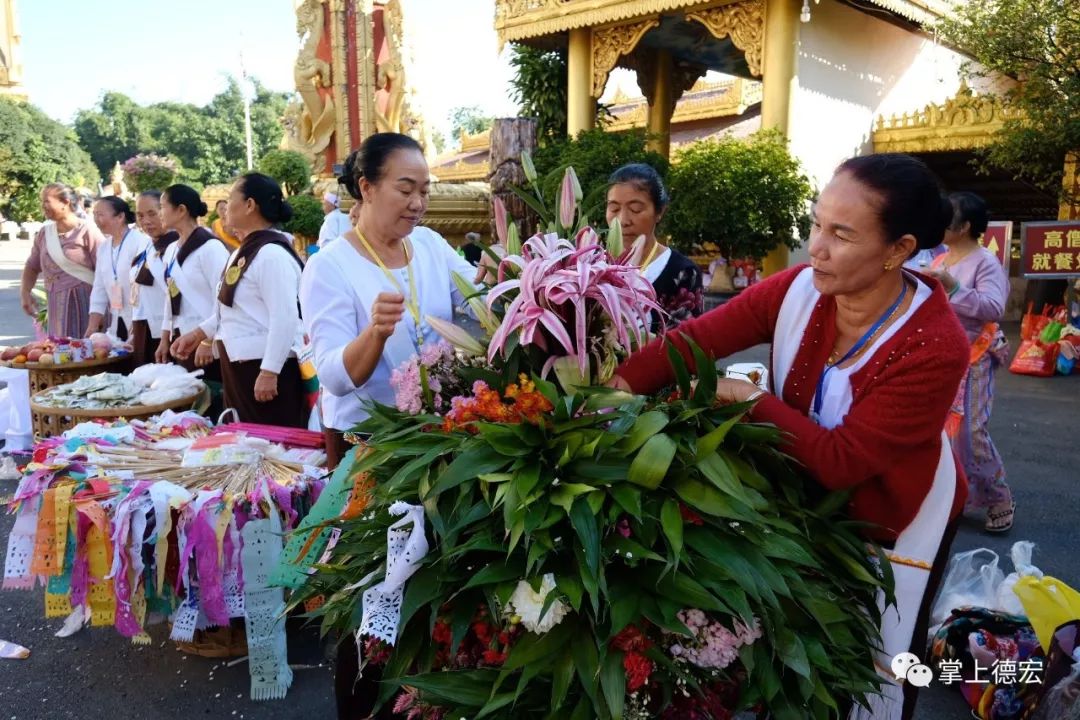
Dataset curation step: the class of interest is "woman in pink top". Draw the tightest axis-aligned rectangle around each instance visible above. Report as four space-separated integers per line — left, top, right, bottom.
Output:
928 192 1014 532
20 183 105 338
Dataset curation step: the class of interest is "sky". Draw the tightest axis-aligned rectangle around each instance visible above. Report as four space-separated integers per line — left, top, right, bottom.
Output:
17 0 530 145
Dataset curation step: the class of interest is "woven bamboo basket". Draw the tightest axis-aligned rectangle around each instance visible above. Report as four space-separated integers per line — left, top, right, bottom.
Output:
1 355 125 396
29 386 207 440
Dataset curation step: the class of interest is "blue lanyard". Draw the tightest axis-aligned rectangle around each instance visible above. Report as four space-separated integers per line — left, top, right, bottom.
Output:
165 254 176 281
811 282 907 423
110 228 131 280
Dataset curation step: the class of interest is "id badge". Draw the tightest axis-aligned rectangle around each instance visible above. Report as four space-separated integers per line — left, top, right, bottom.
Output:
129 282 141 307
108 282 123 311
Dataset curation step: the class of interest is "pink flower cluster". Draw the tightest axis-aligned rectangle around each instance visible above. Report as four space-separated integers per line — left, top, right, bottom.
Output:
668 609 762 671
389 341 455 415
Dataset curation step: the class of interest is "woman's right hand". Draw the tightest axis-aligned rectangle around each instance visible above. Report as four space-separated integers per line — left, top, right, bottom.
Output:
20 292 38 318
369 292 406 340
194 342 214 368
154 338 171 364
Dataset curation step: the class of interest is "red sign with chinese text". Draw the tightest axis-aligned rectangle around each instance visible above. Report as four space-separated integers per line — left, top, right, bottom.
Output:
1021 222 1080 277
982 221 1012 269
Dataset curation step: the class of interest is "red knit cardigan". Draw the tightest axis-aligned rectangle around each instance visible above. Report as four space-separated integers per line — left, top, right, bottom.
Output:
616 265 970 541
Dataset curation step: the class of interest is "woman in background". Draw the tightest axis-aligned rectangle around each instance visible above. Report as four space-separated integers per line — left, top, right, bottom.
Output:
21 183 105 337
87 197 147 340
928 191 1014 532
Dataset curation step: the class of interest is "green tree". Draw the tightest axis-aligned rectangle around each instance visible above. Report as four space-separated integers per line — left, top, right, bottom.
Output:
665 130 812 261
431 129 447 155
0 98 100 221
449 105 494 141
283 194 323 243
936 0 1080 202
73 92 150 180
532 128 669 220
509 44 568 144
259 149 312 195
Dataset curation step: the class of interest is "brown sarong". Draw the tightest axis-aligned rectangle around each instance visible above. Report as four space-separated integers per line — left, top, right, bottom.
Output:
216 341 307 428
129 320 153 369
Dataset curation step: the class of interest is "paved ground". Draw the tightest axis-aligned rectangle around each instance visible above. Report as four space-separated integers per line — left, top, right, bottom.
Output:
0 235 1075 718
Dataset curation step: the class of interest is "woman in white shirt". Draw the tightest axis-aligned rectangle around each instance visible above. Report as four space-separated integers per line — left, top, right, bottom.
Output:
300 132 478 470
172 173 306 427
154 184 229 373
86 197 148 341
128 191 178 368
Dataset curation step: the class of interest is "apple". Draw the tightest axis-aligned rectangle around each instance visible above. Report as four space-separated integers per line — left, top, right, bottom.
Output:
93 348 109 360
13 354 26 364
26 349 43 362
37 353 54 365
0 348 17 361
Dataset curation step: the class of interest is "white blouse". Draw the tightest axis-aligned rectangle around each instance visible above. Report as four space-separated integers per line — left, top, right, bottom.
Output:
300 226 477 431
160 235 230 337
89 227 148 336
129 235 170 338
199 241 304 373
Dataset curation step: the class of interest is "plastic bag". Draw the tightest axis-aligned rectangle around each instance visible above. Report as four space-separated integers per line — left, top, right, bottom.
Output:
1033 645 1080 720
1021 302 1053 341
997 542 1043 616
1014 576 1080 651
932 549 1006 630
1010 340 1060 377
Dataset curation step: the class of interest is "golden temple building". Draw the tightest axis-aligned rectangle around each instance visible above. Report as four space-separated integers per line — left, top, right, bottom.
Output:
0 0 25 100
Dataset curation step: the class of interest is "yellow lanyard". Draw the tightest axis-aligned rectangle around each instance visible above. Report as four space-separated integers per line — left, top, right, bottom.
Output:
355 229 424 347
641 240 661 271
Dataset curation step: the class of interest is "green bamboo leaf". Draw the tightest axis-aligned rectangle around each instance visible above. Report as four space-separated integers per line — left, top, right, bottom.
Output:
665 341 693 397
426 444 510 498
394 669 499 707
609 484 642 519
627 433 677 489
550 483 596 513
569 498 600 576
777 628 812 679
673 477 750 520
463 560 523 590
397 565 443 632
660 499 684 556
695 413 744 457
688 337 717 403
571 632 600 704
617 410 669 453
551 648 575 712
477 693 518 717
600 650 626 720
502 620 575 671
556 574 584 611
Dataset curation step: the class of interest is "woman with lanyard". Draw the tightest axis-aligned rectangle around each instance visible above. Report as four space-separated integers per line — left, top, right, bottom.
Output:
20 183 105 338
301 132 478 471
154 184 229 373
927 192 1014 532
86 197 147 341
605 163 703 330
612 154 969 720
170 173 307 427
127 191 179 368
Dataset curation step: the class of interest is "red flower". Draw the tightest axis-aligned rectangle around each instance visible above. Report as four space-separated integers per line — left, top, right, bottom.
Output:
616 517 631 538
623 651 653 692
481 648 507 666
471 620 495 645
611 625 652 653
431 620 452 646
679 503 704 525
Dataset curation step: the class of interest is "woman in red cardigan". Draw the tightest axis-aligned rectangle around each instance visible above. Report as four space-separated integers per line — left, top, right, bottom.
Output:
614 154 969 720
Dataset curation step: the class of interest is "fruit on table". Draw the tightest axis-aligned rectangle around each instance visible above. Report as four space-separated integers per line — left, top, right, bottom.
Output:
0 348 16 361
13 354 26 364
37 353 54 365
26 348 43 362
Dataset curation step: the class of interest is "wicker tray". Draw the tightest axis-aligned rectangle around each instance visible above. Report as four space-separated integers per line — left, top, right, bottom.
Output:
1 355 125 395
29 386 205 440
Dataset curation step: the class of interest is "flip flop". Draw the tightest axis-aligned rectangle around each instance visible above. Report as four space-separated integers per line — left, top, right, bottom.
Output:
985 501 1015 533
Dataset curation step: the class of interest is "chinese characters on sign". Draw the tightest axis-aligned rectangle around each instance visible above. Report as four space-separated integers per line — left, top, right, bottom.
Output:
936 658 1044 686
1022 221 1080 278
982 221 1012 269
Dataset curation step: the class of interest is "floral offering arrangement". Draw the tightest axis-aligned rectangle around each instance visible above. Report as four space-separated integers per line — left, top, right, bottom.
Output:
285 162 888 720
0 333 127 366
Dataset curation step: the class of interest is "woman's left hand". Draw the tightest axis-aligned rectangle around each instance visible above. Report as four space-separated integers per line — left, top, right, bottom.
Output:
928 268 958 293
714 378 762 405
254 371 278 402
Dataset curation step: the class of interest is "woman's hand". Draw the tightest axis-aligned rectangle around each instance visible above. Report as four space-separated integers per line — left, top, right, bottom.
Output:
714 378 764 406
154 337 171 364
474 244 505 285
20 291 38 318
254 371 278 402
194 342 214 368
369 292 406 340
84 314 104 337
928 268 958 293
170 330 204 362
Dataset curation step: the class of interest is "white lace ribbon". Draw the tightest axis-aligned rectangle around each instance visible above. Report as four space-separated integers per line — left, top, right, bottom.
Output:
358 502 429 645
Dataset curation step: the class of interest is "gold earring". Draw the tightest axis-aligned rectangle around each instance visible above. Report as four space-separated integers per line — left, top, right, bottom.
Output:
884 262 892 271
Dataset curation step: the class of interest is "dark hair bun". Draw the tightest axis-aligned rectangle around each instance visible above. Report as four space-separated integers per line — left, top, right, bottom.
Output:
279 200 294 224
164 184 209 218
238 172 292 224
340 133 423 201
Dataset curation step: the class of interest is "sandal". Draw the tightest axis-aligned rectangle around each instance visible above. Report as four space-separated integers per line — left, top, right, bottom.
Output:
985 501 1015 533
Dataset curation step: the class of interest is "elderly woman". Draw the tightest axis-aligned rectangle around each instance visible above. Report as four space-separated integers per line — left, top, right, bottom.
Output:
301 132 477 469
20 183 106 337
128 191 179 367
613 154 969 720
86 197 148 340
606 163 703 329
929 192 1014 532
172 173 306 427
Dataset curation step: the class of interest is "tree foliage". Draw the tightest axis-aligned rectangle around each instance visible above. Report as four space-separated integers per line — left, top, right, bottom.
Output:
449 106 495 142
936 0 1080 202
531 129 669 224
0 98 100 221
283 194 324 241
258 149 312 195
509 44 569 144
74 78 291 190
122 153 179 194
666 130 813 261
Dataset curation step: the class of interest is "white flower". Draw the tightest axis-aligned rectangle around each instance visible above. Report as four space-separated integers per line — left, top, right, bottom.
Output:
506 573 569 634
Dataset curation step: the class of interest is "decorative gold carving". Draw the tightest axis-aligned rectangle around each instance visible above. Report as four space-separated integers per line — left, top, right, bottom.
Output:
497 0 711 47
422 182 493 245
685 0 764 77
286 0 337 168
434 160 492 183
591 18 659 97
629 51 706 113
0 0 25 97
329 0 350 163
607 77 762 131
375 0 407 134
872 84 1017 153
459 129 492 153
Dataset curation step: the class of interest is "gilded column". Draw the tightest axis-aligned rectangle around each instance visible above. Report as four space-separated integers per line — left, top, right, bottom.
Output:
760 0 799 275
645 49 674 157
567 27 595 137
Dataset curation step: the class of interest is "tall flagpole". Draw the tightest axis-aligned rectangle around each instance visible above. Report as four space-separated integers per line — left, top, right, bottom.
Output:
239 45 254 171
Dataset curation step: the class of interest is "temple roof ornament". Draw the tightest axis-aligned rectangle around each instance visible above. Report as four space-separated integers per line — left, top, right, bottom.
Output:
872 83 1018 153
591 18 660 97
684 0 764 77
